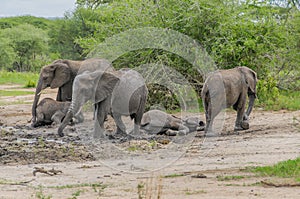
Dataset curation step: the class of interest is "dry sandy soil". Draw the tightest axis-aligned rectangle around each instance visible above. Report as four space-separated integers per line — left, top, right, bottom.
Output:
0 85 300 199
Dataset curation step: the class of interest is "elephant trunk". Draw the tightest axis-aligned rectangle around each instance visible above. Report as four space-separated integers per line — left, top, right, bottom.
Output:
244 94 256 120
58 110 73 137
31 75 43 124
57 99 82 137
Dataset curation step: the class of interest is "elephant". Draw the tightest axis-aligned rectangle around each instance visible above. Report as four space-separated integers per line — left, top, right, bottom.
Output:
140 109 205 135
33 97 84 127
201 66 257 134
31 58 113 125
57 68 148 137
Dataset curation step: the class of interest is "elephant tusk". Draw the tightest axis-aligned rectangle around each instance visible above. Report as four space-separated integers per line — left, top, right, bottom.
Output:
28 117 33 123
37 91 42 96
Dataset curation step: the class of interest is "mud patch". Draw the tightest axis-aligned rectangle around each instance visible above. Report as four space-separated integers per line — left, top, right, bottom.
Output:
0 126 94 165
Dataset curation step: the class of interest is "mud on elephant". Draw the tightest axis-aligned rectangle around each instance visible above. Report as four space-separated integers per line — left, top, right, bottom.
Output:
33 98 84 127
201 66 257 135
58 68 148 138
31 58 113 125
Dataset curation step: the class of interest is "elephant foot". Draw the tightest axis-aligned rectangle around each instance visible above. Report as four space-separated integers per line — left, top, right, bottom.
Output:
58 132 64 137
205 132 219 137
57 127 64 137
93 130 106 139
196 126 205 131
234 121 249 131
165 129 178 136
241 121 249 130
115 130 127 136
234 126 244 131
109 133 131 143
112 130 132 140
204 127 219 137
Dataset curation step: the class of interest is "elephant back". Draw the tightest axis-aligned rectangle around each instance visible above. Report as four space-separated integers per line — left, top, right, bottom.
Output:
111 68 147 115
77 58 114 75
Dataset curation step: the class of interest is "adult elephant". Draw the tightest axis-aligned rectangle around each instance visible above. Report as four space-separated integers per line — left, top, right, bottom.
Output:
201 66 257 134
57 68 148 138
31 58 113 124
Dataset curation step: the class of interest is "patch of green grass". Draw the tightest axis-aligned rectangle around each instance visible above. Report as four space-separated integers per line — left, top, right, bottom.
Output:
258 90 300 111
48 182 107 190
223 183 241 186
0 178 21 185
36 187 52 199
0 70 38 86
68 190 83 199
250 157 300 181
127 145 140 152
0 90 34 96
0 100 31 106
163 173 185 178
216 175 245 181
137 182 145 199
185 188 207 195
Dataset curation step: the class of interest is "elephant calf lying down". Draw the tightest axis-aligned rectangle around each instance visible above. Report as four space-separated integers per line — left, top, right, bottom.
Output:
140 110 205 135
32 98 84 127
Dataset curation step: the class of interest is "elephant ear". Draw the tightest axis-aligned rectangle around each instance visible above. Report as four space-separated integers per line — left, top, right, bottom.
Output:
50 63 71 89
95 71 120 102
239 67 257 97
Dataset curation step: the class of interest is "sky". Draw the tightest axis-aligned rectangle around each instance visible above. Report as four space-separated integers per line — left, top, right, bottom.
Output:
0 0 76 18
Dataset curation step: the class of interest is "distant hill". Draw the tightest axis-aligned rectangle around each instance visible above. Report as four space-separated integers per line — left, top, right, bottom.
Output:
0 15 58 29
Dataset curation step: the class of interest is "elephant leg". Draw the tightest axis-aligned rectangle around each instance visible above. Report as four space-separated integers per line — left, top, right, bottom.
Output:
51 111 65 125
234 95 247 131
94 101 109 139
206 101 222 136
113 113 127 136
205 102 214 134
58 111 73 137
203 98 211 133
132 113 142 136
32 111 46 127
244 94 256 121
132 101 146 136
178 124 190 135
74 111 84 124
205 110 211 133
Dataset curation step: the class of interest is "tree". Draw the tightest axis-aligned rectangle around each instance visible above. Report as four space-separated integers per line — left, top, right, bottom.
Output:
0 38 16 70
1 24 49 71
76 0 115 9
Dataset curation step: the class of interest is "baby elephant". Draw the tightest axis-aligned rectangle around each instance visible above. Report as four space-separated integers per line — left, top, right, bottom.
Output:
32 98 84 127
140 110 205 135
201 66 257 134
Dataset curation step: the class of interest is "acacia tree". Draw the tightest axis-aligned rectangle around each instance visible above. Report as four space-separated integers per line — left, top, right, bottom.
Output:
1 24 49 71
0 38 16 70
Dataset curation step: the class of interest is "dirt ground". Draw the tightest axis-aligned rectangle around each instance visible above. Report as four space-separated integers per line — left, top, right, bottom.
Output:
0 85 300 199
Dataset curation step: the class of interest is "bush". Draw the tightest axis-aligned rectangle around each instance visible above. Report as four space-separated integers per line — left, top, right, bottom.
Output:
24 80 36 88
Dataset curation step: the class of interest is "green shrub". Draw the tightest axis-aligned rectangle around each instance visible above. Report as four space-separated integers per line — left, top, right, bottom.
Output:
256 75 279 107
24 80 36 88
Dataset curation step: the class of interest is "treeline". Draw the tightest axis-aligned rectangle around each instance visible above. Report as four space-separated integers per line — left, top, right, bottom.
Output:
0 0 299 104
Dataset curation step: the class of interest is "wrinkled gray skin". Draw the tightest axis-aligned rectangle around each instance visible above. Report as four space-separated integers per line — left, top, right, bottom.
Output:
33 98 84 127
201 66 257 134
31 58 112 125
140 110 205 135
58 68 148 137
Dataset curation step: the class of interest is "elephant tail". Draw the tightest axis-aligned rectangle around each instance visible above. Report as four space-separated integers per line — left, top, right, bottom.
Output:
130 86 147 120
201 83 210 111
